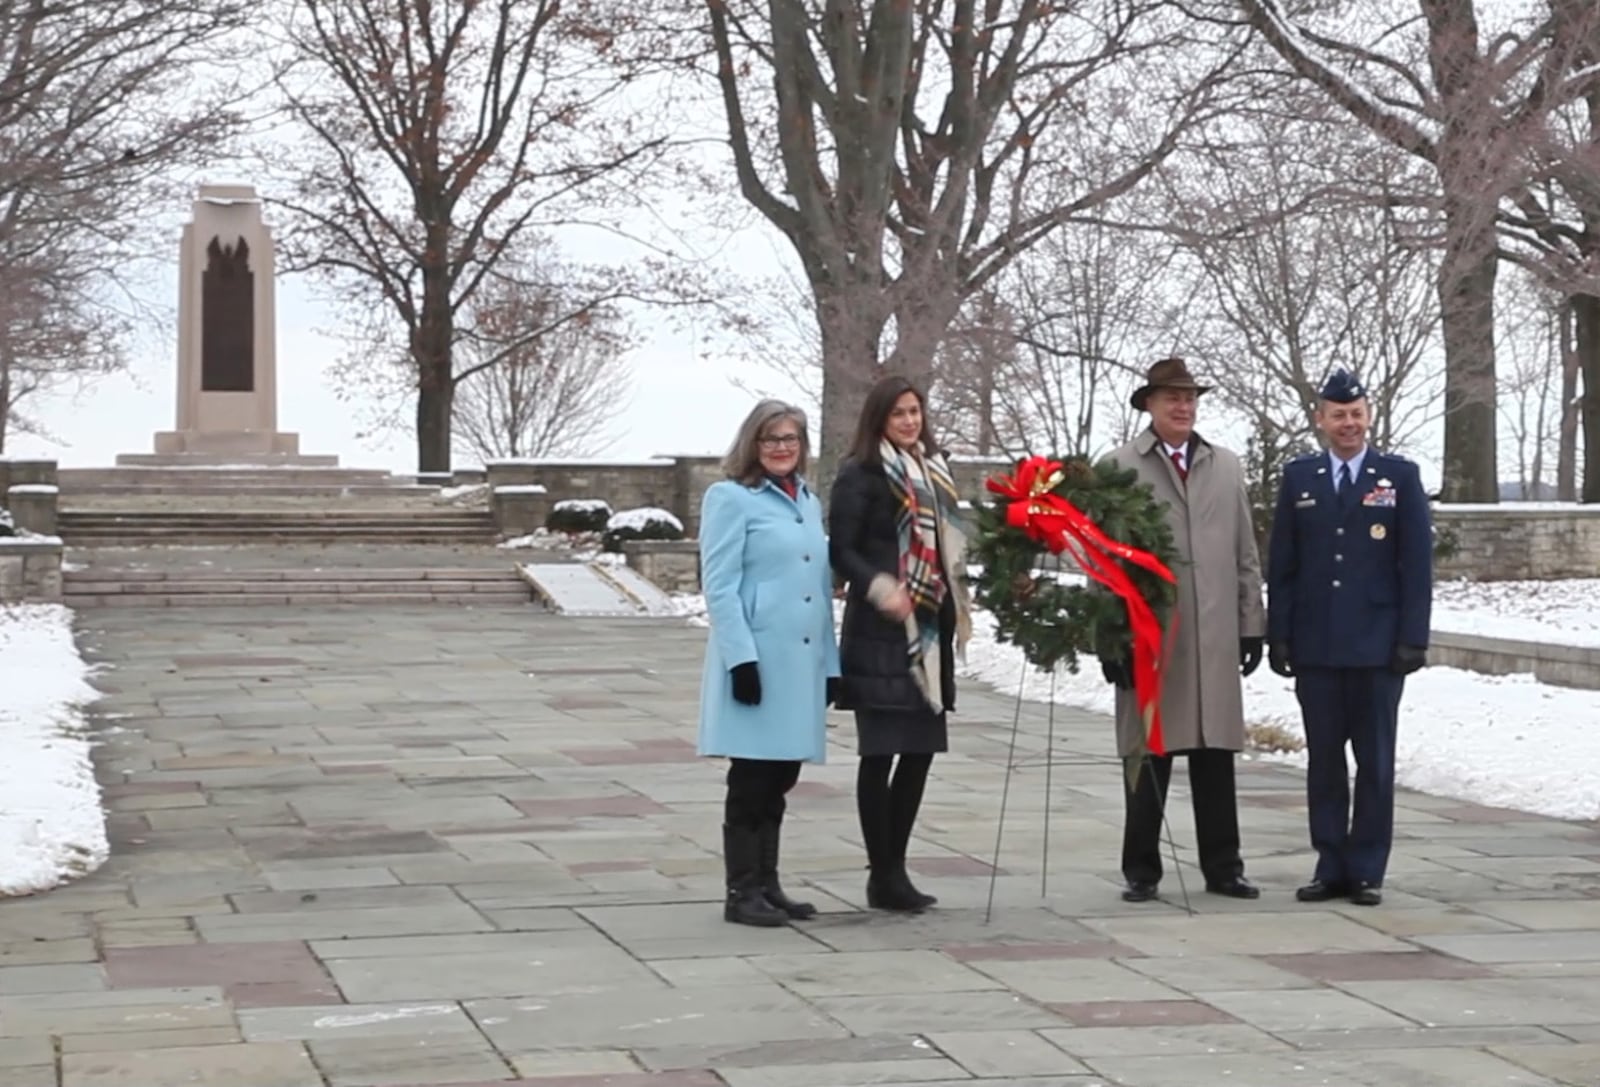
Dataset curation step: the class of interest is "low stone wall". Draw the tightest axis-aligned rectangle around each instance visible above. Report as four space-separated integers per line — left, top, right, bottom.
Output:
0 538 64 603
1430 630 1600 690
1433 505 1600 581
484 453 1010 540
623 540 699 593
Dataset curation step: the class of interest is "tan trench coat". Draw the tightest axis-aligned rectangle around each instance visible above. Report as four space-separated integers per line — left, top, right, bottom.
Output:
1104 429 1265 756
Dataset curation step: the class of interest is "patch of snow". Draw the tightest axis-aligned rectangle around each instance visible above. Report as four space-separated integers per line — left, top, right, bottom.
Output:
312 1005 456 1030
438 483 488 500
1433 578 1600 648
0 534 64 546
0 506 11 532
556 499 612 513
608 507 683 532
1434 502 1599 514
0 605 108 896
6 484 58 495
960 610 1600 821
499 528 602 551
669 593 709 627
493 485 548 495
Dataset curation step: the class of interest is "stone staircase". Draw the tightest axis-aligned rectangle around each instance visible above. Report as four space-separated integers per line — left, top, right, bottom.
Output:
64 566 535 607
58 508 497 546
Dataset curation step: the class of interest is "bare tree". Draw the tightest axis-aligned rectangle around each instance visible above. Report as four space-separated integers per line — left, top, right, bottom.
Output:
452 268 634 462
1493 0 1600 500
1496 268 1566 498
273 0 669 474
1232 0 1600 503
696 0 1237 473
1163 97 1444 463
0 0 254 450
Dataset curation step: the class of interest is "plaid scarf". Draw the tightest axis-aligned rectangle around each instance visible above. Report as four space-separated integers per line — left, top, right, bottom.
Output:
879 438 973 709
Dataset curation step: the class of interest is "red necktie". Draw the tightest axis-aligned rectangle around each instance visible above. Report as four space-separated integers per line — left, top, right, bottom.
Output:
1170 449 1187 482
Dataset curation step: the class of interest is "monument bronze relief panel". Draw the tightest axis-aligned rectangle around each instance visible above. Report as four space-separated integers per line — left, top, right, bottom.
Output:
201 235 255 392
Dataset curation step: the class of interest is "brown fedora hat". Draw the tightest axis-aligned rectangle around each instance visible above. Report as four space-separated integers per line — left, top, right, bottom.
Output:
1130 357 1212 411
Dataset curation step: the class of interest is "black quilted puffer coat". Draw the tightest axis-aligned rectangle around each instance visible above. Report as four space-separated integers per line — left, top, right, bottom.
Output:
827 458 956 714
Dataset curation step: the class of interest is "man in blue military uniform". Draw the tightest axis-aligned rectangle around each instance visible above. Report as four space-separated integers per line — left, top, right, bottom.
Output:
1266 368 1432 907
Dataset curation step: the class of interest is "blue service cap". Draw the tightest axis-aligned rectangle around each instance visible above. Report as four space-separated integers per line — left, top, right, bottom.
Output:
1319 368 1366 403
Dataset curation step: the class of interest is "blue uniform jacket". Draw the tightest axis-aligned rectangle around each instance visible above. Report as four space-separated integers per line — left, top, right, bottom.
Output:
697 477 840 763
1266 449 1432 669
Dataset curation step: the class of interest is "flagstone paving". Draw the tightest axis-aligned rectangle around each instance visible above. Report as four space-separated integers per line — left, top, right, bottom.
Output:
2 603 1598 1086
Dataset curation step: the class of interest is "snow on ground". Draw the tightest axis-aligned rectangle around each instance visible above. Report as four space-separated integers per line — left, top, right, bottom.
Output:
0 605 107 896
1433 577 1600 648
667 593 1600 821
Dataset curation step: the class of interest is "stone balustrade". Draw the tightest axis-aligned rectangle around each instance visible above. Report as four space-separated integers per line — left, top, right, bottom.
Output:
0 538 64 603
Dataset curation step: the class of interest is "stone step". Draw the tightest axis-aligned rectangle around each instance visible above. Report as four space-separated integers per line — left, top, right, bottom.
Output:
61 510 492 522
61 484 444 497
61 467 400 485
66 591 535 607
63 567 518 583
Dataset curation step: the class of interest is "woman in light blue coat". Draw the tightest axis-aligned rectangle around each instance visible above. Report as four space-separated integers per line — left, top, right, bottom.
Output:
699 399 840 928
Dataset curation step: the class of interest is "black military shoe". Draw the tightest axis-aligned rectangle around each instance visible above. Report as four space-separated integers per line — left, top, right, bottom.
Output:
1349 882 1383 907
1205 875 1260 899
1121 880 1159 903
1295 879 1349 902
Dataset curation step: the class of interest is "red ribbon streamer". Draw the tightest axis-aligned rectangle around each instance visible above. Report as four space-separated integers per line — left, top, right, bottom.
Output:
987 456 1177 757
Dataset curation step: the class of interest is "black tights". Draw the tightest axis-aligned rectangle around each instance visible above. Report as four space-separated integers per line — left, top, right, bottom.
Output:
724 758 802 829
856 753 934 869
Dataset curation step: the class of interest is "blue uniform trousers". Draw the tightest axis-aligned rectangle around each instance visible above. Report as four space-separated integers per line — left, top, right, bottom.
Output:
1294 667 1404 886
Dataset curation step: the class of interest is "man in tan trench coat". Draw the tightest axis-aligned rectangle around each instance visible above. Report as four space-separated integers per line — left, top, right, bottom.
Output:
1102 358 1266 903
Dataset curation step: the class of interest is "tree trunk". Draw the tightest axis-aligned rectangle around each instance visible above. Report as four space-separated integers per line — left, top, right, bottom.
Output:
1558 296 1580 501
815 289 887 495
415 241 455 474
1436 205 1500 503
1575 293 1600 503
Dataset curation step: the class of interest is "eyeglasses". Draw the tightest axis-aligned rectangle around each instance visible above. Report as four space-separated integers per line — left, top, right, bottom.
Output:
758 435 802 449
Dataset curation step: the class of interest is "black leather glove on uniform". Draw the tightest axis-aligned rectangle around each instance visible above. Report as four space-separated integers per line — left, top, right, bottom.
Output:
1239 636 1264 677
730 662 762 706
1391 645 1427 676
1268 642 1294 678
1099 655 1133 690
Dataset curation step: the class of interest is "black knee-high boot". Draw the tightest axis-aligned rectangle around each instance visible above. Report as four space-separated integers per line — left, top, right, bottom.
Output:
723 823 786 927
888 753 936 908
859 756 924 912
759 816 816 920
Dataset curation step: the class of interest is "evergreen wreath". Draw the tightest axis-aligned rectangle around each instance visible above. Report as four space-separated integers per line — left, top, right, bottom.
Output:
971 455 1181 672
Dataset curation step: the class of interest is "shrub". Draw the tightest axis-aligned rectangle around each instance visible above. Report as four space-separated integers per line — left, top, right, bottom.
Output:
603 506 685 552
546 499 612 534
0 506 13 538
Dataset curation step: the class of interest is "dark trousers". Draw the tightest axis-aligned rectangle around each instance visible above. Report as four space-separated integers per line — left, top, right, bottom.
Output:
857 753 934 870
725 758 803 830
1121 748 1243 886
1295 667 1404 886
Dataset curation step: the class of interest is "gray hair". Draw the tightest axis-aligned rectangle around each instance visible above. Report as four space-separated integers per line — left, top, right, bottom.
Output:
723 399 810 484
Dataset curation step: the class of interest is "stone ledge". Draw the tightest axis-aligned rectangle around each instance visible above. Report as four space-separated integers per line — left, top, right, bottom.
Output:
1430 630 1600 691
622 539 699 593
0 536 64 603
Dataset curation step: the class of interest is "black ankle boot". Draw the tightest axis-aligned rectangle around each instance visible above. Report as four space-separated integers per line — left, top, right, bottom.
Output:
723 824 786 927
758 820 816 920
865 865 927 912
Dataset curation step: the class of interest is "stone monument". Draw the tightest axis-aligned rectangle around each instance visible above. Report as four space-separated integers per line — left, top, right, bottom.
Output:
123 182 331 465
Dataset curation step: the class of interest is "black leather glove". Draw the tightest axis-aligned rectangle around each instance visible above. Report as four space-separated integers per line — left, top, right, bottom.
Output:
1391 645 1427 676
731 662 761 706
1099 655 1133 690
1268 642 1294 678
825 676 840 707
1239 636 1264 677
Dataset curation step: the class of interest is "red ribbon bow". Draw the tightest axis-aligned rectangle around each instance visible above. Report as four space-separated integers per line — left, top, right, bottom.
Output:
987 456 1177 756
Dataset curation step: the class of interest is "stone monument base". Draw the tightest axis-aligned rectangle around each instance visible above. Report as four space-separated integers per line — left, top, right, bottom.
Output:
118 430 339 467
152 429 302 457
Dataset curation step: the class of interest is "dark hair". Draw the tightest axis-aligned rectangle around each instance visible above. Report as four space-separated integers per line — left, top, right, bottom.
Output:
845 373 941 467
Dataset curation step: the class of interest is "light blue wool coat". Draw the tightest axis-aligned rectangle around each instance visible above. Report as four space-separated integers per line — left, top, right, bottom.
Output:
697 477 840 763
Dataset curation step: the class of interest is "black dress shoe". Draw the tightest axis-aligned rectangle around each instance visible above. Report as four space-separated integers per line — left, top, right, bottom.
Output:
1295 879 1349 903
1349 882 1383 907
1121 881 1159 903
1205 875 1260 899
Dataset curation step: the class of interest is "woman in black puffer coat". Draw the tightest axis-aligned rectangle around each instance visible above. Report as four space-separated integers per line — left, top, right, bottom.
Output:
829 375 972 913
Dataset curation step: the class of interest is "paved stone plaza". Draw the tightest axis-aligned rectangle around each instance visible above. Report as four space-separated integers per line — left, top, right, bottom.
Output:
3 598 1599 1087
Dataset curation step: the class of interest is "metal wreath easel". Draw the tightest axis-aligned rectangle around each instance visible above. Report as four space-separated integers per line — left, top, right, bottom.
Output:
982 549 1194 922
